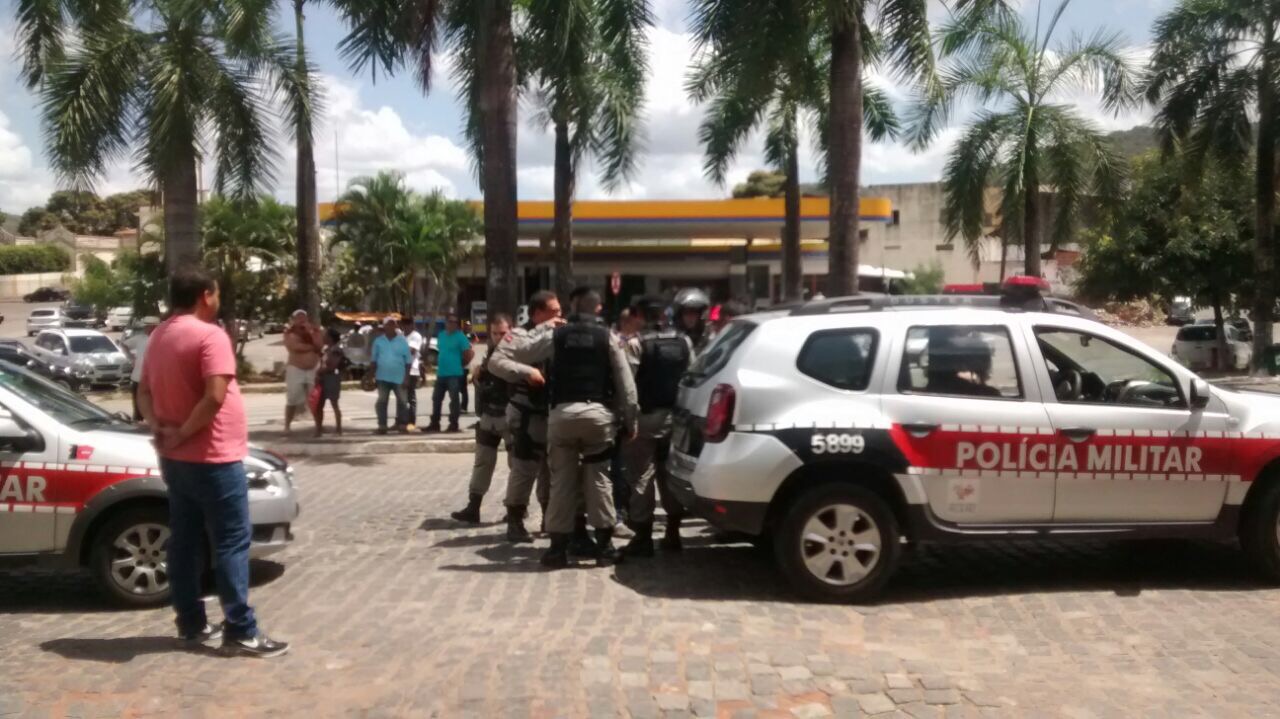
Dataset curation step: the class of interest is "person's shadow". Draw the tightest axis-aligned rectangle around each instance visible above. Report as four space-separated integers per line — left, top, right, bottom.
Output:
40 636 204 663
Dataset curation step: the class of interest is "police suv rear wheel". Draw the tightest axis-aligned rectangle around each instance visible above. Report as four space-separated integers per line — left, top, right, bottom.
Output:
1241 478 1280 583
774 484 900 603
90 506 172 608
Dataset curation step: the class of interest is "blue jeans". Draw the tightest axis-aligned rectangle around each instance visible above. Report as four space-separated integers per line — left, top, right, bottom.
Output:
160 458 257 640
431 375 464 424
376 381 406 429
397 380 418 426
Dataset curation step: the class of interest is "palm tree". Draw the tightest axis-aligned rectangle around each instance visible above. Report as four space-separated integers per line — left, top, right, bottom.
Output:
689 0 936 297
336 0 518 316
16 0 293 272
1145 0 1280 373
524 0 652 298
907 0 1136 276
402 191 483 313
288 0 325 319
687 8 899 302
203 195 296 352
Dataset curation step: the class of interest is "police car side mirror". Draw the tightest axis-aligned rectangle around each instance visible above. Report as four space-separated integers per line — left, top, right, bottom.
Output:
1189 378 1211 410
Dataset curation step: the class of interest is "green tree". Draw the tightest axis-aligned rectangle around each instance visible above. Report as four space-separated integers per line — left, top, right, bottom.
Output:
1145 0 1280 373
732 170 788 199
70 255 129 309
287 0 324 320
688 0 935 297
17 207 58 237
688 12 899 301
330 172 481 314
1076 153 1252 370
908 0 1136 275
896 261 945 295
16 0 301 271
524 0 652 297
202 195 296 349
336 0 520 316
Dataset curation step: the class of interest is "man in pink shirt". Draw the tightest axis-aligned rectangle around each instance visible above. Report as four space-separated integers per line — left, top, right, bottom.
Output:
138 266 288 658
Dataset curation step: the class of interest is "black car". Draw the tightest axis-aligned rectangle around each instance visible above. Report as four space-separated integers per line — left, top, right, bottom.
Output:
23 286 70 303
62 303 98 328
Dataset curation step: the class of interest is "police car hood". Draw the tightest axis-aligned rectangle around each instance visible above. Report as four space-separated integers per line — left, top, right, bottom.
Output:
78 425 284 472
1219 387 1280 435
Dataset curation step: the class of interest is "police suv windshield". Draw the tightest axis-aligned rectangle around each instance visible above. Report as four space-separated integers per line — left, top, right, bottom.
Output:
0 360 119 426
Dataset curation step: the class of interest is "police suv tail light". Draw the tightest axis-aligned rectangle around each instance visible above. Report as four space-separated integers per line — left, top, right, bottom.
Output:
705 384 736 443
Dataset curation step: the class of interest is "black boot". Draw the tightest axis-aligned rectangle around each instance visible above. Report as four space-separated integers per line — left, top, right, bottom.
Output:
660 516 683 552
569 516 597 557
505 505 533 543
623 522 655 558
540 533 570 569
595 528 623 567
538 501 548 534
450 493 483 524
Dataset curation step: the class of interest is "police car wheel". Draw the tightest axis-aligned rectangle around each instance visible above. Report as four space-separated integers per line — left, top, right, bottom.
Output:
774 483 900 603
1241 478 1280 583
90 507 173 608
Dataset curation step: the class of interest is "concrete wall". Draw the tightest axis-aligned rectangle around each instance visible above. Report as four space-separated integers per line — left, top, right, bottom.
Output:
0 272 71 300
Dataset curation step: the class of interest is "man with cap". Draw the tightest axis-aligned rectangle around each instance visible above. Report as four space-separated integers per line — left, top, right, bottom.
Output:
282 309 323 434
369 316 413 434
622 295 693 555
489 291 559 542
123 315 161 422
492 288 638 568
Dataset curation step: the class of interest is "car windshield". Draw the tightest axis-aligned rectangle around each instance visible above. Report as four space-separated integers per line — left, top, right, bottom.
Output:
69 336 118 354
31 310 54 317
0 360 119 426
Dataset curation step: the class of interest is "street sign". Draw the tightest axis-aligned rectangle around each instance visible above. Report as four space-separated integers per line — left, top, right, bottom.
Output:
470 301 488 336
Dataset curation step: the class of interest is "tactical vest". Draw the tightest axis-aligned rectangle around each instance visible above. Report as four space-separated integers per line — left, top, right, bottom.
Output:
636 328 690 413
476 351 511 417
511 321 549 411
549 317 614 407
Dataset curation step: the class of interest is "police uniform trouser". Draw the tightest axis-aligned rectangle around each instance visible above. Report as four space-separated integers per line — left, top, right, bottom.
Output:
504 403 550 509
624 410 685 525
468 413 511 496
546 402 617 534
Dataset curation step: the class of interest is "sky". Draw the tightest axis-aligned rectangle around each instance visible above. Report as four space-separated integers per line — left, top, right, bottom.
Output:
0 0 1172 215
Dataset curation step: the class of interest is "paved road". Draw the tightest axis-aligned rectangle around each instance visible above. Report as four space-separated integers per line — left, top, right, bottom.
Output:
3 455 1280 717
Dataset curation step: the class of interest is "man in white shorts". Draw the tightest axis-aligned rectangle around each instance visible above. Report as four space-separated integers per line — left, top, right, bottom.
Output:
283 309 323 434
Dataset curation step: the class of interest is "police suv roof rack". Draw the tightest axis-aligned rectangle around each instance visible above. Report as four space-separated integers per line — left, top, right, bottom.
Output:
789 276 1096 319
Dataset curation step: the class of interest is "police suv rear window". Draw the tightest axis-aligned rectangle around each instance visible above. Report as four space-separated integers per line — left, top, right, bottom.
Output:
684 320 755 385
797 329 877 391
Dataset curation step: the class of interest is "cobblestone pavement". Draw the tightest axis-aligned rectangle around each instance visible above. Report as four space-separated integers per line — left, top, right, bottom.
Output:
4 455 1280 718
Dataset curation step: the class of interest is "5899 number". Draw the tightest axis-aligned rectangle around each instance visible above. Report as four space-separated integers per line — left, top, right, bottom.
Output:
810 433 865 455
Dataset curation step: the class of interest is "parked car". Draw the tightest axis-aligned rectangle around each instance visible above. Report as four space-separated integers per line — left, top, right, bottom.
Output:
105 306 133 331
1166 296 1195 326
22 287 70 303
28 329 132 391
61 303 98 329
0 340 63 385
1172 323 1252 371
1194 316 1253 344
26 308 64 337
0 360 298 606
669 276 1280 602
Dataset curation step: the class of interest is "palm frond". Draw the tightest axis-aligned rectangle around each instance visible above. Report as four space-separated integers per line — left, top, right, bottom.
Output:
1045 28 1139 113
206 54 278 201
941 111 1015 266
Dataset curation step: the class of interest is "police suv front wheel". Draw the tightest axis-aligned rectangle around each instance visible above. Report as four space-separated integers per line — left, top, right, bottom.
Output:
774 484 900 603
1241 478 1280 583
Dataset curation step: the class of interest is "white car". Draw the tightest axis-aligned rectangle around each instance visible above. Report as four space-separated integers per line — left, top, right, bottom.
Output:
0 362 298 606
1172 323 1252 371
105 306 133 331
669 277 1280 602
26 308 64 337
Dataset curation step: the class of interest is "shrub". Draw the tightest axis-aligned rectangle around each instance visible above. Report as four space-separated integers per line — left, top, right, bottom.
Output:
0 245 72 274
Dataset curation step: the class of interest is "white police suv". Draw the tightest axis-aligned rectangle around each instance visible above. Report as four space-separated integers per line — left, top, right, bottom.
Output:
669 278 1280 602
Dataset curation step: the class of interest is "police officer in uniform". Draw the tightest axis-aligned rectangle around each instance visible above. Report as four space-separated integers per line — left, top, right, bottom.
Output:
451 314 514 524
672 287 711 354
490 291 560 543
492 289 638 568
620 296 693 556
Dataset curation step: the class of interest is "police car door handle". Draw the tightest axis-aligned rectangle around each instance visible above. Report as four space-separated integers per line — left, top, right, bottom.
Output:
1060 427 1095 442
901 422 939 437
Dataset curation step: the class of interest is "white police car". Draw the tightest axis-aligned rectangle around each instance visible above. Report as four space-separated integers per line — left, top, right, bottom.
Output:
0 359 298 607
669 277 1280 602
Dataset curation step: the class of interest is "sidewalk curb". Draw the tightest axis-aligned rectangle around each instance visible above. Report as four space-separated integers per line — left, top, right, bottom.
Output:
256 437 475 457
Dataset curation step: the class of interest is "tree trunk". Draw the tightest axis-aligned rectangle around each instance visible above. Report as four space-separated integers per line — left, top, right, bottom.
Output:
1253 34 1277 376
1211 294 1230 372
479 0 520 317
826 14 863 296
998 234 1008 282
294 0 322 320
782 137 802 302
552 118 576 299
220 268 240 356
1022 144 1042 277
162 150 200 273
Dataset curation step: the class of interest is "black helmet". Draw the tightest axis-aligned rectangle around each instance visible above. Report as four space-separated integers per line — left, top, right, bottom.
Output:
673 287 711 312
